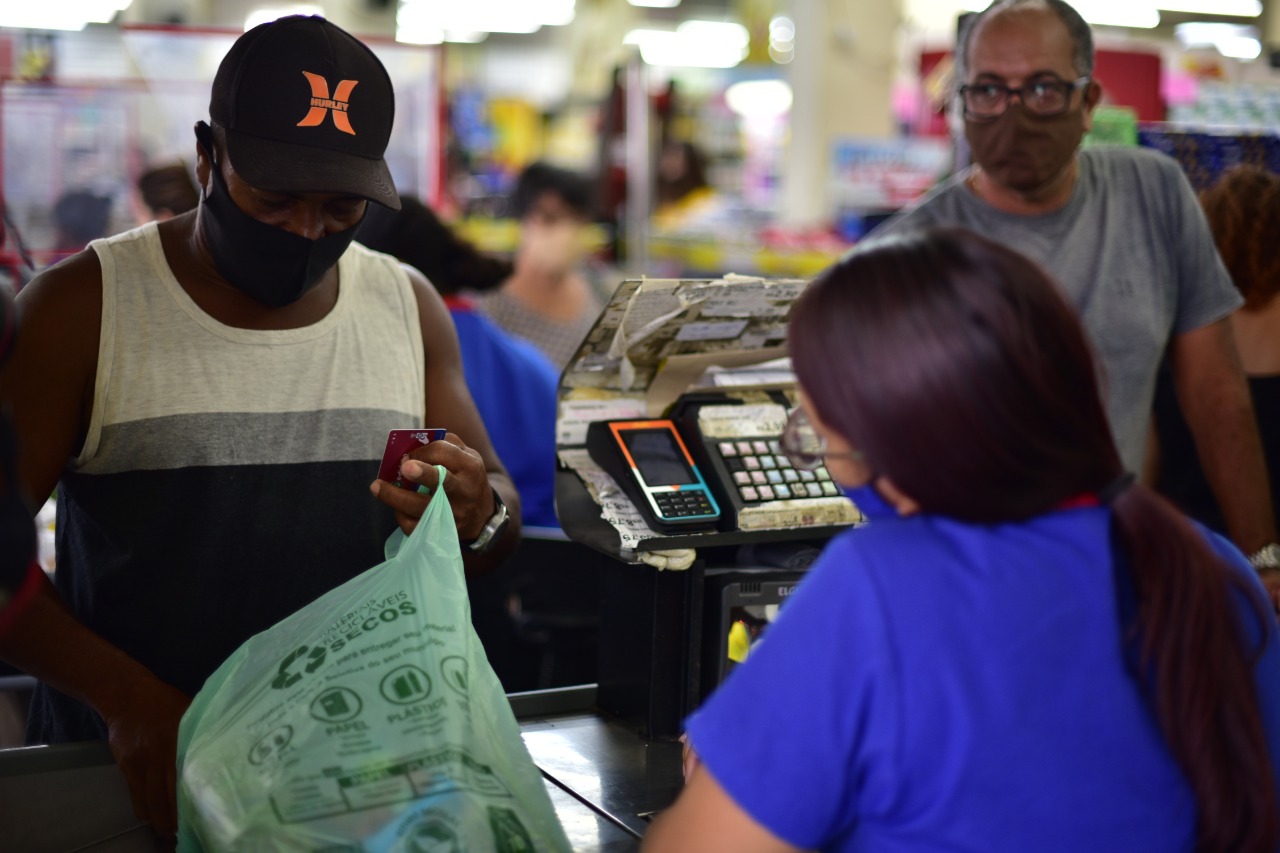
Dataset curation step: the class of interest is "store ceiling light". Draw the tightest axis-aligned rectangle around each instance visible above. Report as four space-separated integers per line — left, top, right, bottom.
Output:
725 79 793 119
947 0 1258 20
1176 22 1262 59
397 0 574 44
0 0 131 31
1068 0 1160 28
1157 0 1261 15
244 5 323 31
624 20 749 68
1214 36 1263 59
628 0 681 7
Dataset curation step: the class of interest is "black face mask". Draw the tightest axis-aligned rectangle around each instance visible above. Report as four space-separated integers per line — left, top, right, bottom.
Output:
195 122 365 308
0 412 35 599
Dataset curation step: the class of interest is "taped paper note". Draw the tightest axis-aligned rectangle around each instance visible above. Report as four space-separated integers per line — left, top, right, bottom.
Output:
675 320 750 342
558 448 661 550
736 498 864 531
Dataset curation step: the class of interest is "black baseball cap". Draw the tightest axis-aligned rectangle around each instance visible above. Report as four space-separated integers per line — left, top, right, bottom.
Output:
209 15 400 210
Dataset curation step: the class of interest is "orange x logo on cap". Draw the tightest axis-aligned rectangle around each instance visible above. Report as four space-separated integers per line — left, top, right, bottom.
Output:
296 71 358 135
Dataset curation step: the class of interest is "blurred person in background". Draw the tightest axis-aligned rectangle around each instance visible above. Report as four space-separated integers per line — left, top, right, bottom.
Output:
49 189 113 264
1154 164 1280 540
653 140 713 222
471 161 603 370
134 162 200 223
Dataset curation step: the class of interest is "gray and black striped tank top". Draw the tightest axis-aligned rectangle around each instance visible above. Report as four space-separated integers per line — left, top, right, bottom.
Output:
32 224 424 744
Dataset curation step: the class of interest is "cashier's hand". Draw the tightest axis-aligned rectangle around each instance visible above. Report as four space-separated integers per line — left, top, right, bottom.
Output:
102 674 191 841
370 432 494 540
679 734 701 784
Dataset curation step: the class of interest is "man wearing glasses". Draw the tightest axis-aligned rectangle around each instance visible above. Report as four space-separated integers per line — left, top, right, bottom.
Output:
875 0 1279 593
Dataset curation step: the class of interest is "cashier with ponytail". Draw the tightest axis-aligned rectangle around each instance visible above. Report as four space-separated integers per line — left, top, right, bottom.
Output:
644 227 1280 853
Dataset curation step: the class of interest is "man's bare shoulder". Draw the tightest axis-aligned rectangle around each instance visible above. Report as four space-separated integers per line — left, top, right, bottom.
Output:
400 262 446 313
18 248 105 316
11 249 104 377
400 263 455 338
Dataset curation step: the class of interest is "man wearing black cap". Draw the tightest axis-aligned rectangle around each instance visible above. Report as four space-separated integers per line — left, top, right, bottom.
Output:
0 16 519 838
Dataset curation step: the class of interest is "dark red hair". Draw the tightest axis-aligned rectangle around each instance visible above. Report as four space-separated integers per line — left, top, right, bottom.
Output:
1199 165 1280 310
789 227 1278 851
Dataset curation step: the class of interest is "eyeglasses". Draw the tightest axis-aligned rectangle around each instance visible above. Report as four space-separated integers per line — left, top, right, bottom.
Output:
958 76 1090 121
780 407 864 471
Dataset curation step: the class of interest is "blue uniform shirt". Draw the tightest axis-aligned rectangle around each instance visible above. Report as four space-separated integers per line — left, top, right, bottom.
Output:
685 506 1280 852
449 305 560 528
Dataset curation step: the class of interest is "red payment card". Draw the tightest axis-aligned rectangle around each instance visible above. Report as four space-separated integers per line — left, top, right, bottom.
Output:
378 428 447 488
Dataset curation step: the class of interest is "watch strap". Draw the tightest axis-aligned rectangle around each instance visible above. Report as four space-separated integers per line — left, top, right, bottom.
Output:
464 488 509 553
1247 543 1280 571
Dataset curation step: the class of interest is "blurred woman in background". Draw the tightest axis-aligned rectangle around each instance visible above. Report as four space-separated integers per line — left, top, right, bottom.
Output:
472 162 602 370
1155 165 1280 542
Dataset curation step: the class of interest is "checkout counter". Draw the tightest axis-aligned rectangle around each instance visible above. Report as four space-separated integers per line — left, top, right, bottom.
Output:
0 274 862 851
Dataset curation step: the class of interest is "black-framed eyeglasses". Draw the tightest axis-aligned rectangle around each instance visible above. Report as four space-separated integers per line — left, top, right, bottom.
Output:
780 407 863 472
958 76 1090 121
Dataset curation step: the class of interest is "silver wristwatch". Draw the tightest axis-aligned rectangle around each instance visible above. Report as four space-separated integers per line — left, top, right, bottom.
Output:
465 489 509 553
1247 543 1280 571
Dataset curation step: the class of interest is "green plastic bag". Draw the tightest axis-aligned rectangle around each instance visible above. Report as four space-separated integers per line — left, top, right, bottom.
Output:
176 468 570 852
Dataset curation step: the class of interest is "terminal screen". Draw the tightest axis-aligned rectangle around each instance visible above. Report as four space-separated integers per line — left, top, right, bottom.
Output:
622 428 698 487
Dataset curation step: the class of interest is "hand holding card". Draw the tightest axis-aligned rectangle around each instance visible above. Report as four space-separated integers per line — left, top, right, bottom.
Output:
378 429 448 489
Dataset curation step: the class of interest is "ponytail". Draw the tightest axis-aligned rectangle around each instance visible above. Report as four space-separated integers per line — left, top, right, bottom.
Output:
1111 484 1279 852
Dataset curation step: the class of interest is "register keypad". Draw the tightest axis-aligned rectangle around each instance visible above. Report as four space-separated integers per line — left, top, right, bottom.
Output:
717 439 836 504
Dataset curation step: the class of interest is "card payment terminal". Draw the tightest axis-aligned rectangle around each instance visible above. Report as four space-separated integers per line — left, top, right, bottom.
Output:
586 419 722 534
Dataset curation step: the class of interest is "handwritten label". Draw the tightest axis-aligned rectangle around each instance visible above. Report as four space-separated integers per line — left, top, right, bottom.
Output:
675 320 750 342
556 398 647 446
699 281 807 319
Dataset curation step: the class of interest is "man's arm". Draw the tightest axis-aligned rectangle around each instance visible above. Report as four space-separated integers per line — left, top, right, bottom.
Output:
369 265 521 574
1169 318 1277 556
0 251 190 837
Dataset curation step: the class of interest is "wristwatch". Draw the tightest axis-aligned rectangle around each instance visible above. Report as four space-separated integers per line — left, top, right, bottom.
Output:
464 488 509 553
1247 543 1280 571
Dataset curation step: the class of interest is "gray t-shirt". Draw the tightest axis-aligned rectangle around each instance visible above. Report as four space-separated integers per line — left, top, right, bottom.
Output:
875 146 1241 473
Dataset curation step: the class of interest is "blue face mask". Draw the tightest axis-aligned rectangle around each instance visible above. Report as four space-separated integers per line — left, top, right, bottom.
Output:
842 481 899 521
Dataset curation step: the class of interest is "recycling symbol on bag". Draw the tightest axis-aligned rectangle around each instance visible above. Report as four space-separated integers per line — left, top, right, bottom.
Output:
441 657 469 697
247 725 293 766
380 664 432 705
488 806 535 853
310 687 363 723
406 814 460 853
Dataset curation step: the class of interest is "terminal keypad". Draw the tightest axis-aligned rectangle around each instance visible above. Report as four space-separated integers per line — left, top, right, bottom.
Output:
653 490 717 519
716 439 838 504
